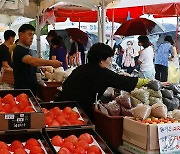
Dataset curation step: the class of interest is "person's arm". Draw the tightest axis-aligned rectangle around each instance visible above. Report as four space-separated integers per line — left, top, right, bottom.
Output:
2 61 12 69
22 55 62 68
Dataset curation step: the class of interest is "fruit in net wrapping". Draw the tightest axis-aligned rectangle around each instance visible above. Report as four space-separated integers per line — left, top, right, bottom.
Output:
172 109 180 121
103 100 121 116
147 80 162 91
161 89 174 99
131 88 150 105
163 97 179 111
130 96 142 107
131 104 151 120
151 103 168 119
149 97 163 106
115 92 132 109
146 89 162 98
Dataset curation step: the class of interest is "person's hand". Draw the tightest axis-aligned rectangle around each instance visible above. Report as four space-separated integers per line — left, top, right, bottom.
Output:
50 60 62 68
138 50 142 55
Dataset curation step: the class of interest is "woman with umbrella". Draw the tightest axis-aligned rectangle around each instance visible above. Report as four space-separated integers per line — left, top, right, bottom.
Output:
138 35 155 80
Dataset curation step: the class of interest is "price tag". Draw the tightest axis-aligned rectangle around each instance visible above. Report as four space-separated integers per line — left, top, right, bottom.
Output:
7 113 31 130
157 123 180 154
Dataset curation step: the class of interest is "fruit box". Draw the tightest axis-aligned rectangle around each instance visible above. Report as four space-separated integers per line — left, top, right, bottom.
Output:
37 82 62 102
94 108 124 148
123 117 159 151
122 141 160 154
0 89 45 131
43 127 113 154
40 101 94 129
0 130 54 154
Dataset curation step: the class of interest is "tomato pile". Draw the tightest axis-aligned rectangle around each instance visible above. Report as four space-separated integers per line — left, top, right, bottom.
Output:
0 138 45 154
42 106 86 127
51 133 102 154
0 93 34 114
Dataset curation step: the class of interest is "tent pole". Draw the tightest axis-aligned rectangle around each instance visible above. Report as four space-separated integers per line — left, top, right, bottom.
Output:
36 1 41 58
101 0 106 43
111 9 115 48
98 6 102 42
176 15 179 53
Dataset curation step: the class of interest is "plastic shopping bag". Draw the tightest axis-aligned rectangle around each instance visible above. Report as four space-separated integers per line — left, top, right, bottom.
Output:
168 61 180 83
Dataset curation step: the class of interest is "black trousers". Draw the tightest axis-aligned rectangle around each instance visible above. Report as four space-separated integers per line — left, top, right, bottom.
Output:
155 64 168 82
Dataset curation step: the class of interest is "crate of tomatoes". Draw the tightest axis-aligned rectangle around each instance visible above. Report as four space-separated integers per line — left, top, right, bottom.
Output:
40 101 94 129
0 89 45 131
43 127 113 154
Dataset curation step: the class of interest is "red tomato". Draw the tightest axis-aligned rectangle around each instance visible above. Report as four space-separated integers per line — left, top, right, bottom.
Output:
74 120 85 125
74 147 86 154
17 102 27 111
56 116 66 125
0 97 2 106
2 104 11 113
50 120 60 127
10 107 20 113
75 140 89 150
3 94 14 104
0 149 10 154
45 116 53 126
0 106 5 114
51 135 63 146
61 141 75 152
0 141 8 149
25 138 40 149
58 147 71 154
14 148 27 154
78 133 93 144
52 107 61 117
29 146 44 154
9 140 24 152
46 111 55 119
16 93 29 100
87 145 102 154
42 108 49 114
62 107 72 115
64 135 78 144
23 106 34 113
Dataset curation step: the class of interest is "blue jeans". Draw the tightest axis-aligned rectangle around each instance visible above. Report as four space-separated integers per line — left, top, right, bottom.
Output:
139 69 155 80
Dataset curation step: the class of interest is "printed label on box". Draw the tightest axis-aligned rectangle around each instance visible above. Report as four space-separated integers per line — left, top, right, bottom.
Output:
157 123 180 154
8 113 31 130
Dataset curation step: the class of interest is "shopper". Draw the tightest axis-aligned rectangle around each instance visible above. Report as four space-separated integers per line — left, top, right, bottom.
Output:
138 35 155 80
121 41 135 74
13 24 62 94
46 30 58 60
55 43 149 121
154 35 174 82
0 30 16 71
51 36 68 70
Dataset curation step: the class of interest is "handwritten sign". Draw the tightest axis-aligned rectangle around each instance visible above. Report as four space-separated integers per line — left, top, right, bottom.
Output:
157 123 180 154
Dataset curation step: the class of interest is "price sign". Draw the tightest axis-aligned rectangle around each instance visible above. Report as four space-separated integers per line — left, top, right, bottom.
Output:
157 123 180 154
6 113 31 130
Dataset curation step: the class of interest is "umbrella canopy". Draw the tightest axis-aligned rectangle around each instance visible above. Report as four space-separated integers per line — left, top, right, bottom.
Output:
65 28 88 46
114 18 164 36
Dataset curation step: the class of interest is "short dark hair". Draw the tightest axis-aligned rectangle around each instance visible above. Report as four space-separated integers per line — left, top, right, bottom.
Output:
4 30 16 41
18 24 35 33
164 35 174 45
87 43 114 64
47 30 57 37
51 36 66 49
138 35 150 48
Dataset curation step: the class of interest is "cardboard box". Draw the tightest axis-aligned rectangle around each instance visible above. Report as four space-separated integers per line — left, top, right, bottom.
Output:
40 101 94 129
122 141 160 154
0 89 45 131
0 130 54 154
43 127 113 154
37 82 62 102
123 117 159 151
94 108 124 148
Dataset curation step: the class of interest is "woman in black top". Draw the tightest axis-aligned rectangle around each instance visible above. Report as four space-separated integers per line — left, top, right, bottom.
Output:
57 43 147 121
